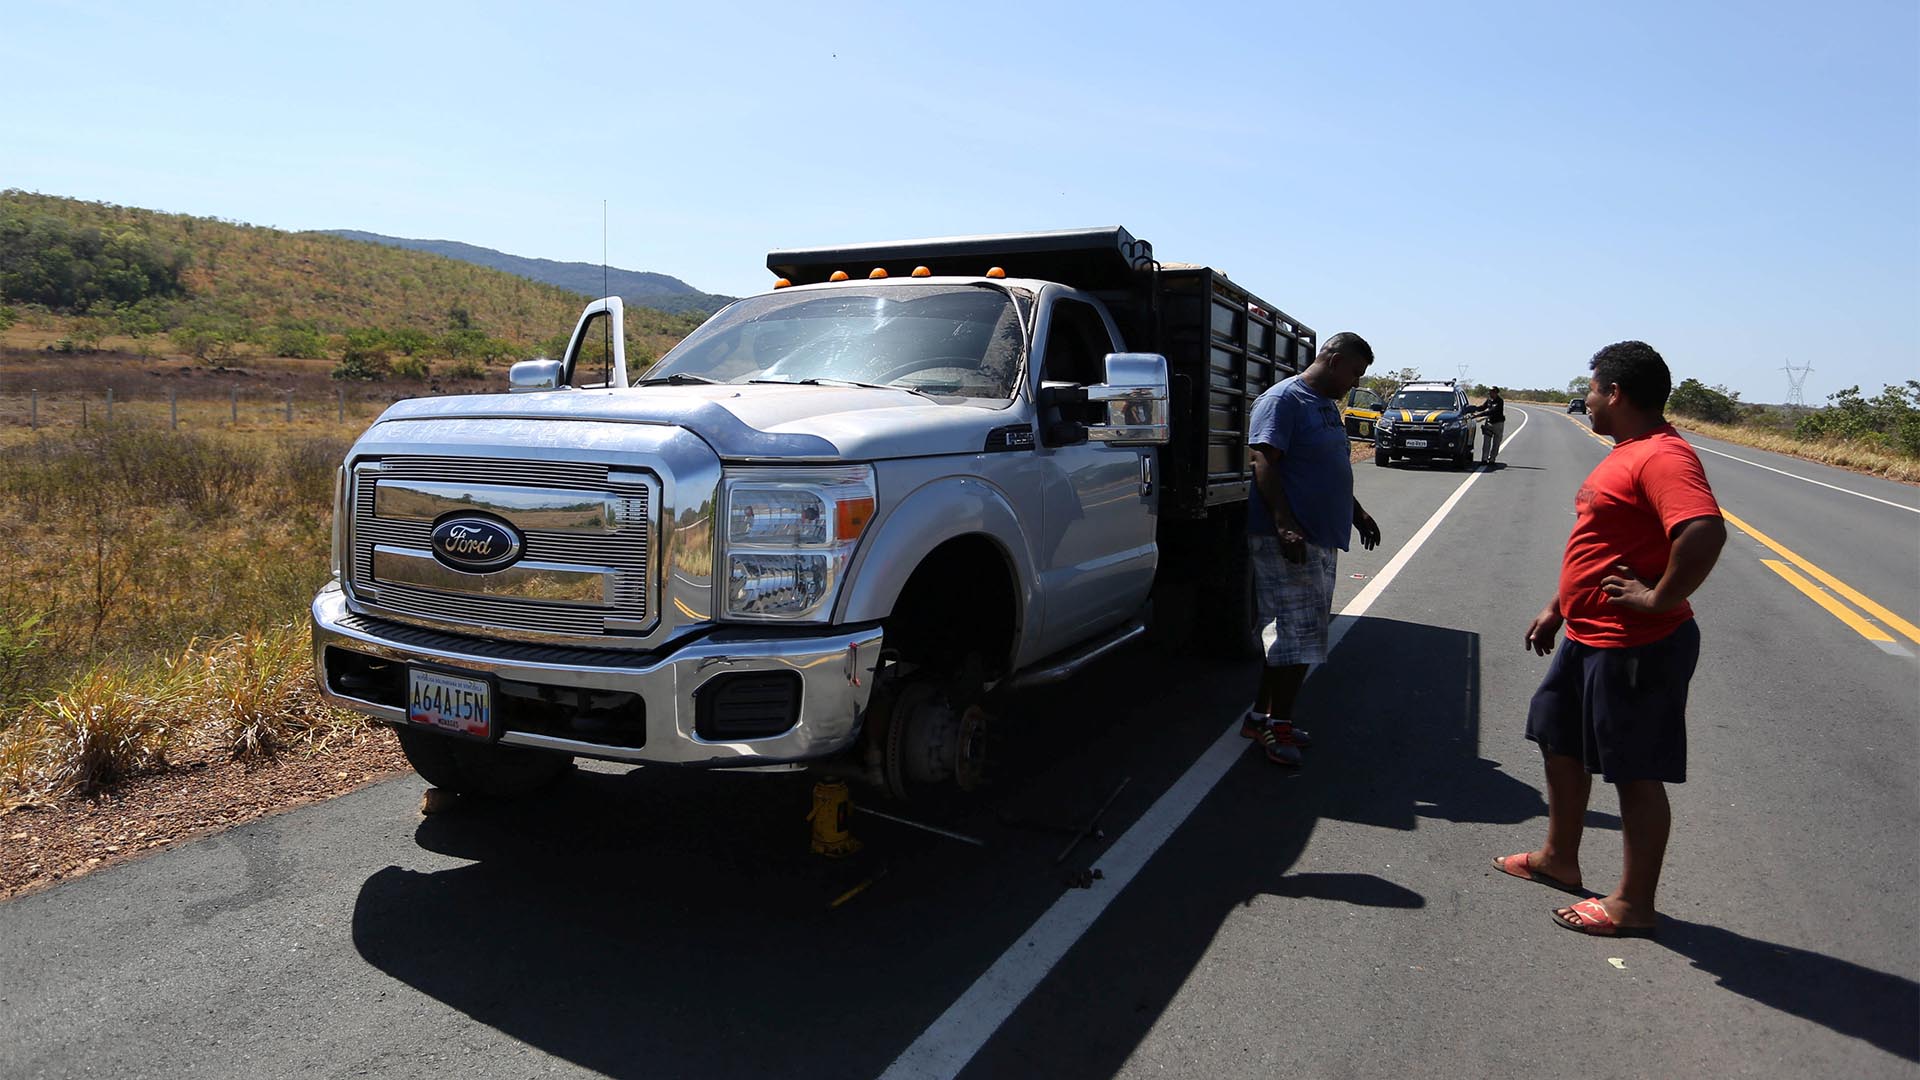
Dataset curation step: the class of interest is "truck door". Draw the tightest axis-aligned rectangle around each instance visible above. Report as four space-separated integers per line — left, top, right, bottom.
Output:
1032 294 1157 651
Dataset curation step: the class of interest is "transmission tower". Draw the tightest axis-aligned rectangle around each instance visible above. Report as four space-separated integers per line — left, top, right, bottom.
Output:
1457 363 1470 387
1781 361 1813 410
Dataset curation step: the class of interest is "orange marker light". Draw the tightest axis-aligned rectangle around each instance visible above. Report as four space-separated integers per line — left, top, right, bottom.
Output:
985 266 1006 278
829 270 850 282
869 267 888 279
836 496 875 539
773 277 792 289
912 266 932 277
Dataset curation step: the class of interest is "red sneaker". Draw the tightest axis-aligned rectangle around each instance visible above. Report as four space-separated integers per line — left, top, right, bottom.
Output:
1252 724 1302 767
1240 712 1313 748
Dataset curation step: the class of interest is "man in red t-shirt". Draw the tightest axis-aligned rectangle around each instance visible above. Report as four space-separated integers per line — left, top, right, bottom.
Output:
1492 341 1727 938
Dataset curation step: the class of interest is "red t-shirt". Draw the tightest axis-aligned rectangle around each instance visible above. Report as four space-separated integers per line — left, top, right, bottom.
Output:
1559 424 1722 648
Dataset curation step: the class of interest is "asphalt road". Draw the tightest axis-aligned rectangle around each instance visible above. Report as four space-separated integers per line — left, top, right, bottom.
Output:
3 405 1915 1080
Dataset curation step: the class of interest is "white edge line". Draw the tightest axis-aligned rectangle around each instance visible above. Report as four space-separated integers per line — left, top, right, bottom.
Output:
1685 441 1918 515
877 410 1525 1080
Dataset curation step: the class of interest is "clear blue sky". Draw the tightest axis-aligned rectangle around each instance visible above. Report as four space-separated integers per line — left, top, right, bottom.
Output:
7 0 1915 402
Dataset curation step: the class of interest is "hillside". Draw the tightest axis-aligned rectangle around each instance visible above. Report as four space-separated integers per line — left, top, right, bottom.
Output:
0 191 705 372
320 231 734 316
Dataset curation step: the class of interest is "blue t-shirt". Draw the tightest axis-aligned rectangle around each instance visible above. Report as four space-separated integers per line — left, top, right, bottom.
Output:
1246 375 1354 550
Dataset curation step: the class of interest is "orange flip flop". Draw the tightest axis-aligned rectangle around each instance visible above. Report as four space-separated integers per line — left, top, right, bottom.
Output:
1492 852 1584 895
1552 898 1657 938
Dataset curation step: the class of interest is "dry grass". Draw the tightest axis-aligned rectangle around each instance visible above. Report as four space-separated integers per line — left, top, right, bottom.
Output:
0 624 366 808
0 417 375 807
1673 420 1919 483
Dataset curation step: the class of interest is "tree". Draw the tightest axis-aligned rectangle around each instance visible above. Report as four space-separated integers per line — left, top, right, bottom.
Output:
1667 378 1740 424
332 327 392 380
1363 366 1421 399
389 327 433 356
1567 376 1591 396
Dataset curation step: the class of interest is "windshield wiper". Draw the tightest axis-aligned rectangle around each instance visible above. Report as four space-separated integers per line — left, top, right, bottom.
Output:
635 372 717 386
746 378 934 400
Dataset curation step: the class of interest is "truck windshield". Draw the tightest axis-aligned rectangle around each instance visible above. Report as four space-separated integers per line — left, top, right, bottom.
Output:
1390 391 1457 411
647 285 1026 400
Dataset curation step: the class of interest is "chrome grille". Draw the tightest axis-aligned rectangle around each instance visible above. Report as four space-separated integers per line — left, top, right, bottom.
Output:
348 456 653 639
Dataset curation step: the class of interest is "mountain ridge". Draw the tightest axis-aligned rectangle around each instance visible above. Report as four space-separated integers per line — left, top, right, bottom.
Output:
317 230 735 316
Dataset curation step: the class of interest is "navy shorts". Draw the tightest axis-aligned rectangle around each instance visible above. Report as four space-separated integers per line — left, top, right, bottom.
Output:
1525 619 1699 784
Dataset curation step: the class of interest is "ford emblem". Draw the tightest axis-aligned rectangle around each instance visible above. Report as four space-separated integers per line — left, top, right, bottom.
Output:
430 515 525 573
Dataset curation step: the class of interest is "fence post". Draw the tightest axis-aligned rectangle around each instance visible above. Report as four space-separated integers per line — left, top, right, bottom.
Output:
83 400 89 429
230 385 238 425
107 388 114 423
284 392 293 423
170 389 178 431
337 387 344 423
30 389 36 430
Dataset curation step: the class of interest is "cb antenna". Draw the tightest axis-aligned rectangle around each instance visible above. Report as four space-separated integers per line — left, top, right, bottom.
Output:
602 200 611 386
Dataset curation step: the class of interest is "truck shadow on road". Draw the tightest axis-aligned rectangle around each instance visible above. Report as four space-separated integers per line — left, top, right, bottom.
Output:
961 615 1549 1077
344 618 1544 1078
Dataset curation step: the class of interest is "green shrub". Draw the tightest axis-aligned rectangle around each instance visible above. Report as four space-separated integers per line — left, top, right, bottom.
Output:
445 356 487 380
1795 382 1920 457
269 323 329 359
390 354 431 380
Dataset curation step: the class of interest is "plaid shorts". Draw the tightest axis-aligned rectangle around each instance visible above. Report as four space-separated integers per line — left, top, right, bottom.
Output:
1249 534 1338 667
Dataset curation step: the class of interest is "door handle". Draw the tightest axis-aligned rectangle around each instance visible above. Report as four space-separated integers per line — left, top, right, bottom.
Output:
1139 455 1153 497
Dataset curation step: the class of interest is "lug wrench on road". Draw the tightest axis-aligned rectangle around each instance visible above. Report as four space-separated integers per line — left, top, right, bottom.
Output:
1054 776 1131 865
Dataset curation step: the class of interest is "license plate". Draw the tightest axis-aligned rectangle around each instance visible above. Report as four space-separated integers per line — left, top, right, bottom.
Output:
408 668 493 739
1405 438 1428 448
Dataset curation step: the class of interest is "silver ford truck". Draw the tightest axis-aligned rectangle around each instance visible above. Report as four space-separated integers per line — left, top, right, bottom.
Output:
312 228 1315 799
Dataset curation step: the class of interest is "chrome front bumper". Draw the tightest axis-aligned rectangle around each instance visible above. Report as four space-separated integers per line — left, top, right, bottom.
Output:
311 582 882 767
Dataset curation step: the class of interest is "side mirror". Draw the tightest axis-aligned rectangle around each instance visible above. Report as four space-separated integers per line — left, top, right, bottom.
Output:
508 358 564 393
1085 353 1170 446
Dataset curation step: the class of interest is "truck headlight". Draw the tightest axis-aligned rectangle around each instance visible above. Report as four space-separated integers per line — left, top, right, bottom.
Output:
720 465 875 621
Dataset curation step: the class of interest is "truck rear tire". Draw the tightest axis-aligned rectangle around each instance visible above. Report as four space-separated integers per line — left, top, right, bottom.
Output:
394 726 573 799
1375 448 1390 467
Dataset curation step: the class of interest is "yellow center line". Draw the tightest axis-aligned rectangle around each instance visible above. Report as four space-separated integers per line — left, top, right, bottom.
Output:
1536 406 1920 647
1759 560 1895 642
1723 510 1920 645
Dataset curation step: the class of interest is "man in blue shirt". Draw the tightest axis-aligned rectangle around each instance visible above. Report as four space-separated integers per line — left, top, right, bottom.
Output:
1245 332 1382 766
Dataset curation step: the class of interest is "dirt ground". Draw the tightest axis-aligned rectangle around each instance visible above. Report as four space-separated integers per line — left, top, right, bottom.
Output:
0 728 409 902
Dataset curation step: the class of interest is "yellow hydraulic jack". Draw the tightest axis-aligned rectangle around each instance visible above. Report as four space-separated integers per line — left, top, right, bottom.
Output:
807 779 863 858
